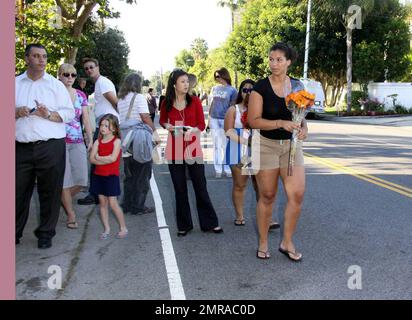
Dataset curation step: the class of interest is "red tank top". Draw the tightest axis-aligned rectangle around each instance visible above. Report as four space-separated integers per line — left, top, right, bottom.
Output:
94 136 121 176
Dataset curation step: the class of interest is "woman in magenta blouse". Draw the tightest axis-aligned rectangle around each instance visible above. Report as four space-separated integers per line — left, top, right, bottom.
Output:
159 69 223 237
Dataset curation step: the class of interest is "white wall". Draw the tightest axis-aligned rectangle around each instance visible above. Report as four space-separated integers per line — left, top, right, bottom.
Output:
368 82 412 109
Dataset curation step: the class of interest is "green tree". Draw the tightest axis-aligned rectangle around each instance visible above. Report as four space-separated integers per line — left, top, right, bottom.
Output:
190 38 208 60
75 27 130 90
149 71 163 94
217 0 248 87
353 41 383 92
15 0 137 70
54 0 136 64
174 49 195 71
225 0 306 79
15 0 73 75
225 0 411 108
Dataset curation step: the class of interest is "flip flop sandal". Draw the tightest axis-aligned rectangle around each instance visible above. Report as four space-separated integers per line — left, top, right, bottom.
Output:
66 221 78 229
256 249 271 259
234 219 246 226
116 230 128 239
99 232 110 240
279 247 303 262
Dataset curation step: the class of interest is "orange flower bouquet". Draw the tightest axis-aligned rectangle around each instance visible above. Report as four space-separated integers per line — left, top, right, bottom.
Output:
285 90 315 176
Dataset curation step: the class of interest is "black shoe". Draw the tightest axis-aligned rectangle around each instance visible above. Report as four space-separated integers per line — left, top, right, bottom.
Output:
77 194 98 205
38 238 52 249
269 222 280 230
131 206 155 215
177 228 193 237
203 226 224 234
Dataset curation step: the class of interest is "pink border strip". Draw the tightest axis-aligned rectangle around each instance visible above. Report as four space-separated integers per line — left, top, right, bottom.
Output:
0 0 16 300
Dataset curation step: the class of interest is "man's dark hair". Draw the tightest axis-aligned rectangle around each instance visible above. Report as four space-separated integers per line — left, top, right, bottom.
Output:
25 43 47 57
82 57 99 67
148 88 154 93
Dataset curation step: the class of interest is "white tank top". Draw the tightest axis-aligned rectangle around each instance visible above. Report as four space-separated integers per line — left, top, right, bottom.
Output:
234 104 246 129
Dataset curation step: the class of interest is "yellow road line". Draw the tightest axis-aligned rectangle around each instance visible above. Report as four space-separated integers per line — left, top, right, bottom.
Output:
304 152 412 199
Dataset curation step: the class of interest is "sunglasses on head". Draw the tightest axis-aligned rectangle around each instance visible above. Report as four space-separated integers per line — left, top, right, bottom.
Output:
215 74 221 79
63 73 77 78
242 88 253 94
84 66 95 71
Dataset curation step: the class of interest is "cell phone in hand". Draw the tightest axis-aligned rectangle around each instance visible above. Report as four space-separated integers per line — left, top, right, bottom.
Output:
29 107 36 113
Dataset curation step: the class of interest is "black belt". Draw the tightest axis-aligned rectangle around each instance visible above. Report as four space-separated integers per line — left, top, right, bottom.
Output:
17 138 61 145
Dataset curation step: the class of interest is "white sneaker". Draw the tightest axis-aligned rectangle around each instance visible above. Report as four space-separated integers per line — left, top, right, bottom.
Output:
225 172 232 178
215 172 222 178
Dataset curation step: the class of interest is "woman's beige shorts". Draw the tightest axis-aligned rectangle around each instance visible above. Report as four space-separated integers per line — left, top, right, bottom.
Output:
251 133 304 171
63 143 88 188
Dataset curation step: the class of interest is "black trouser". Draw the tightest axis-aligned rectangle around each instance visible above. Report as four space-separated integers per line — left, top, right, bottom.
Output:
168 162 219 231
122 158 152 213
16 139 66 240
150 113 155 123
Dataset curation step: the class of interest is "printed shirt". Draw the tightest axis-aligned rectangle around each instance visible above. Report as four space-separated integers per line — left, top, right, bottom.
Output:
209 85 237 119
65 89 88 144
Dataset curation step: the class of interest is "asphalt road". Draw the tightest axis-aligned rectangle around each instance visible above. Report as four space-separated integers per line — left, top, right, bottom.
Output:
15 116 412 300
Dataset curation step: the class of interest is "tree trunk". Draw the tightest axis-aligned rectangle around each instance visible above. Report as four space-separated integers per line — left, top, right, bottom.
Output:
346 27 353 113
61 1 97 65
231 10 238 88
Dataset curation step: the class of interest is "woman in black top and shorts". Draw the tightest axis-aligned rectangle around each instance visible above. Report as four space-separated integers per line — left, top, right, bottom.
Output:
248 42 308 262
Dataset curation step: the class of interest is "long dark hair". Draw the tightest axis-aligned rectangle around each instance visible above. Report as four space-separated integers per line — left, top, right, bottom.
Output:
235 79 256 105
164 69 192 112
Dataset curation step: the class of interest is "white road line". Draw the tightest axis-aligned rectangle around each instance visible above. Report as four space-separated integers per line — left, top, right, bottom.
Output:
150 173 186 300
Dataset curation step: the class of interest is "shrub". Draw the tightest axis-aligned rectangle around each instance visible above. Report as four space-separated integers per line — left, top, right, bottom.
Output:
359 97 385 112
350 91 368 111
394 104 408 114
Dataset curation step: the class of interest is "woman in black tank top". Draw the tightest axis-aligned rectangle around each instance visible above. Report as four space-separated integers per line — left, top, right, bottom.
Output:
248 42 308 262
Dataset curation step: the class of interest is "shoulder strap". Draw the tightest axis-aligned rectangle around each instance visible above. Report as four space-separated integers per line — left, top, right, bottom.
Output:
126 93 138 120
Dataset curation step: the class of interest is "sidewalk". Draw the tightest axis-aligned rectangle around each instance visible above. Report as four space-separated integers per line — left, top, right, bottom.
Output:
320 114 412 126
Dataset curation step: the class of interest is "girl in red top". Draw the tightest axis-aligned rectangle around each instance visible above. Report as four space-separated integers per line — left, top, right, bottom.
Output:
160 69 223 236
90 114 128 239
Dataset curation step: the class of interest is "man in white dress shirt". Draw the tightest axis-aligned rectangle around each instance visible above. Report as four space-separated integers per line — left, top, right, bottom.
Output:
15 43 75 249
77 57 119 205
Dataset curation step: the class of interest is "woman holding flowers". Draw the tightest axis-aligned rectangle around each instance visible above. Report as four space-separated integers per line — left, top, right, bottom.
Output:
248 42 308 261
224 79 281 230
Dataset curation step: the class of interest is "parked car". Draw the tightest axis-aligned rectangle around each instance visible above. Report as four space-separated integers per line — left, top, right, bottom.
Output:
300 78 326 117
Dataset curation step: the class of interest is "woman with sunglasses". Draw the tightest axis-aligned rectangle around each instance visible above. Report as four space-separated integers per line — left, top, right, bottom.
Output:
248 42 307 261
159 69 223 236
224 80 281 229
207 67 238 178
58 63 93 229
